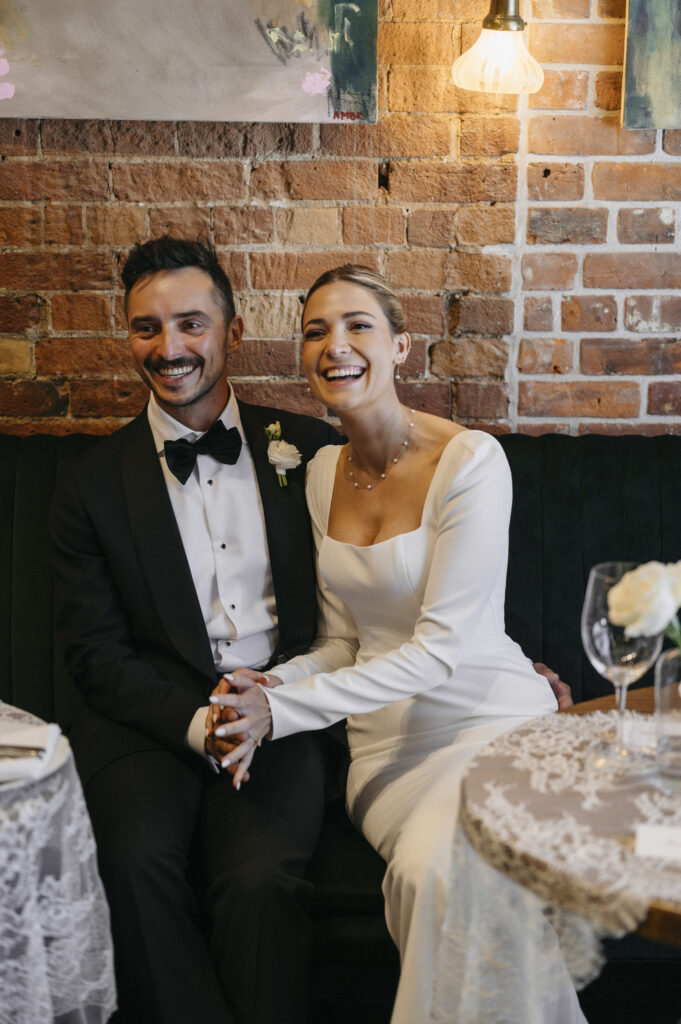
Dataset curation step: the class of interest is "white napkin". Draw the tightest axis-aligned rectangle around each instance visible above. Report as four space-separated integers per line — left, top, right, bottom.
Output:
0 722 62 783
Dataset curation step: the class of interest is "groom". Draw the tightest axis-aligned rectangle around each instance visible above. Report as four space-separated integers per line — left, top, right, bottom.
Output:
51 236 341 1024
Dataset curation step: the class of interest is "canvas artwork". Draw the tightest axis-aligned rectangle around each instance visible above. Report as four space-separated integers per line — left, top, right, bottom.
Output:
623 0 681 129
0 0 377 122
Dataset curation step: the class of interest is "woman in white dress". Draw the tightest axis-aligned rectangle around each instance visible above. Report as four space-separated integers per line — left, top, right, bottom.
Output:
212 266 587 1024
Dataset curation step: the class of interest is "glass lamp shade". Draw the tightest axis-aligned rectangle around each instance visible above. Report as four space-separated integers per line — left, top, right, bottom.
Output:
452 28 544 95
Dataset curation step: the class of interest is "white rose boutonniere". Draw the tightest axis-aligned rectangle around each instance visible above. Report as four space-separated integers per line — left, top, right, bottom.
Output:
265 421 302 487
608 560 681 646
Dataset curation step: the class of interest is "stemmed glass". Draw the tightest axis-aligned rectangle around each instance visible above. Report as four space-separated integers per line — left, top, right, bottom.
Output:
581 562 663 779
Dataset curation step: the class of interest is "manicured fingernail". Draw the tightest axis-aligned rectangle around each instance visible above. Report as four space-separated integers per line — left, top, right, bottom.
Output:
235 781 241 791
221 757 231 768
223 673 234 682
215 726 227 737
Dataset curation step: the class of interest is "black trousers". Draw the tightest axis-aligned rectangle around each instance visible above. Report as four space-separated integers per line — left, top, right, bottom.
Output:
83 732 329 1024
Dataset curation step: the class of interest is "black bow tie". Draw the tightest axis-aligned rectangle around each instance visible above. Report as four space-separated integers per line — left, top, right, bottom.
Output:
164 420 242 485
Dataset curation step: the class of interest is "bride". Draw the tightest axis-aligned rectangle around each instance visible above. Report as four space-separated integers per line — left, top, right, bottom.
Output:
211 265 587 1024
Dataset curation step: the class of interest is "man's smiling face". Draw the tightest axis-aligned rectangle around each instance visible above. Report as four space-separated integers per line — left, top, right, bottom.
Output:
127 266 243 431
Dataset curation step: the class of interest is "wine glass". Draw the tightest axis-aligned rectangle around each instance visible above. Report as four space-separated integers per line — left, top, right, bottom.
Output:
581 562 663 779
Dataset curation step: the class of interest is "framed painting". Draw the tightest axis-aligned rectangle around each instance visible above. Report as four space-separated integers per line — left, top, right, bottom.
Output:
623 0 681 129
0 0 377 122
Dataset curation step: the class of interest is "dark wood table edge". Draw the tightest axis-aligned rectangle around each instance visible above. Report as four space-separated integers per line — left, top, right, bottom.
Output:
564 687 680 946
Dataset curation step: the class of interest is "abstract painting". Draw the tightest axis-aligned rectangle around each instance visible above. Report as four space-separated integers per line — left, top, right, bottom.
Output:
623 0 681 129
0 0 377 122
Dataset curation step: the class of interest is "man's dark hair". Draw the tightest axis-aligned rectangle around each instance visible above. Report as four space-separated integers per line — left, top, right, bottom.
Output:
121 236 236 325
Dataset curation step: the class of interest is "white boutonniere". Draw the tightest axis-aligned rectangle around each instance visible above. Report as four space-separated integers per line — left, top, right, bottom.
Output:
265 421 301 487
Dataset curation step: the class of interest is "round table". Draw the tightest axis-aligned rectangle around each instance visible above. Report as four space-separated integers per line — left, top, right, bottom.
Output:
0 703 116 1024
459 686 681 968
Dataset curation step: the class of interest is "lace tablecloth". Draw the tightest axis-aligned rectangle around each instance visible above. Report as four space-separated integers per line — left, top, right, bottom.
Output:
460 710 681 976
0 703 116 1024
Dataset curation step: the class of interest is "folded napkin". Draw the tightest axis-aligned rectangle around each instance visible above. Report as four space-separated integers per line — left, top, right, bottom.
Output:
0 722 62 783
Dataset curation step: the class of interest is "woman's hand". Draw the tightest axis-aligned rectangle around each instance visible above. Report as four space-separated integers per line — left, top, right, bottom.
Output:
210 674 275 788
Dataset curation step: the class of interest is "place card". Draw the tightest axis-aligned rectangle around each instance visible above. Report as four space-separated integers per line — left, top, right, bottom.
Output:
635 825 681 863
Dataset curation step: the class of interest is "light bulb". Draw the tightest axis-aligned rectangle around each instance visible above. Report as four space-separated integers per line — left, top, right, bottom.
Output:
452 28 544 95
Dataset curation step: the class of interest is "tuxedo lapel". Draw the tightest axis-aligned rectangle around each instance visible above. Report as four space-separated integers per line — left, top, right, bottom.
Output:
120 412 216 683
239 402 317 659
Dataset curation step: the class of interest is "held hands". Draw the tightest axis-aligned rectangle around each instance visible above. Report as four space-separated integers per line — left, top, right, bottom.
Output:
533 662 573 710
208 669 281 789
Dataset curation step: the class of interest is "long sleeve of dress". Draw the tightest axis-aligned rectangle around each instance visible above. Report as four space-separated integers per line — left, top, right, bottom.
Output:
267 433 534 739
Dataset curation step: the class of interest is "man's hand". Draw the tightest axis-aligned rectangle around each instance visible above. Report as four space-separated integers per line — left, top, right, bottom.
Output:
210 673 275 788
205 669 260 784
533 662 573 710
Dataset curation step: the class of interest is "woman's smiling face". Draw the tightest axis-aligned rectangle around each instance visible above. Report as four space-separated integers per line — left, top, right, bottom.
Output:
301 280 409 415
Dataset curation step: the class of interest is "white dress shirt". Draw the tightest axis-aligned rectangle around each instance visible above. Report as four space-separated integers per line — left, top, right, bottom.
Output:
147 389 277 756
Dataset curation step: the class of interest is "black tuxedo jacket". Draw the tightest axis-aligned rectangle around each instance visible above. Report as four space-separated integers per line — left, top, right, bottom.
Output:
51 399 339 784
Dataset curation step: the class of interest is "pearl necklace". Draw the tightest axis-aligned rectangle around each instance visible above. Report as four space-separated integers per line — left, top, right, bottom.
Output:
345 410 416 491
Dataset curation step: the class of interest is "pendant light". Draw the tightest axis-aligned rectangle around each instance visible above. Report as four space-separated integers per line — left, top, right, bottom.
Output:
451 0 544 95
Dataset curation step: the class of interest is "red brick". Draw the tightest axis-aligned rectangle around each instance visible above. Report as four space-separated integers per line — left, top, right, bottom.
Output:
624 296 681 333
524 297 554 332
395 381 451 418
530 71 588 111
88 205 148 246
617 208 675 244
148 206 212 241
0 160 109 201
431 339 509 378
217 252 248 291
519 381 639 417
231 381 326 418
527 207 607 244
593 163 681 201
51 294 111 332
399 294 445 336
0 295 41 333
517 422 571 436
530 24 625 64
460 117 519 157
344 207 405 245
455 206 515 245
582 338 681 375
0 380 68 417
529 115 654 156
379 22 455 64
238 294 302 341
321 115 450 158
387 250 448 289
584 253 681 289
44 206 85 246
663 131 681 157
578 421 681 437
250 252 378 291
226 340 298 377
401 338 428 378
454 382 508 418
531 0 590 15
391 0 486 17
276 209 339 247
407 209 451 248
598 0 626 16
561 295 617 332
0 119 39 156
388 67 517 115
452 296 514 336
214 207 274 245
250 161 376 202
41 120 175 155
0 339 32 375
36 337 135 376
0 252 112 290
389 162 516 203
0 207 40 246
177 122 312 158
70 379 147 418
517 338 573 374
522 254 578 290
649 384 681 416
595 72 622 111
444 253 512 292
113 162 245 203
527 163 585 201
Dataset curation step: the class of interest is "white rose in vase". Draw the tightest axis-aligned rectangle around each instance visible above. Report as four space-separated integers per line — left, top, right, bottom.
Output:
607 561 681 637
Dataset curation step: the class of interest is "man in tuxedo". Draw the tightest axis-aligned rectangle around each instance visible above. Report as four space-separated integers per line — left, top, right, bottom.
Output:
51 236 340 1024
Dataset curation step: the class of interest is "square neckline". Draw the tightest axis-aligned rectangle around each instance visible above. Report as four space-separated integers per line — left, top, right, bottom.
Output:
324 430 472 550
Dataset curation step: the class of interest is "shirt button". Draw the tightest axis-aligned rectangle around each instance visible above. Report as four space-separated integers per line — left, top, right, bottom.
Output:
207 479 213 486
230 603 236 610
225 641 231 647
220 543 226 550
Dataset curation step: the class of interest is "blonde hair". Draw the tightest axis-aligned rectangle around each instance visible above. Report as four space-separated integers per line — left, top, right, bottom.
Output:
301 264 407 336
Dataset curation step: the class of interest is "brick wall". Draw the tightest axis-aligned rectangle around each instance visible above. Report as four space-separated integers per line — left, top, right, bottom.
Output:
1 0 680 435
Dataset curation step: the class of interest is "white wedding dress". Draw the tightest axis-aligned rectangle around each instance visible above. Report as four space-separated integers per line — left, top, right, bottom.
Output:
269 431 587 1024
